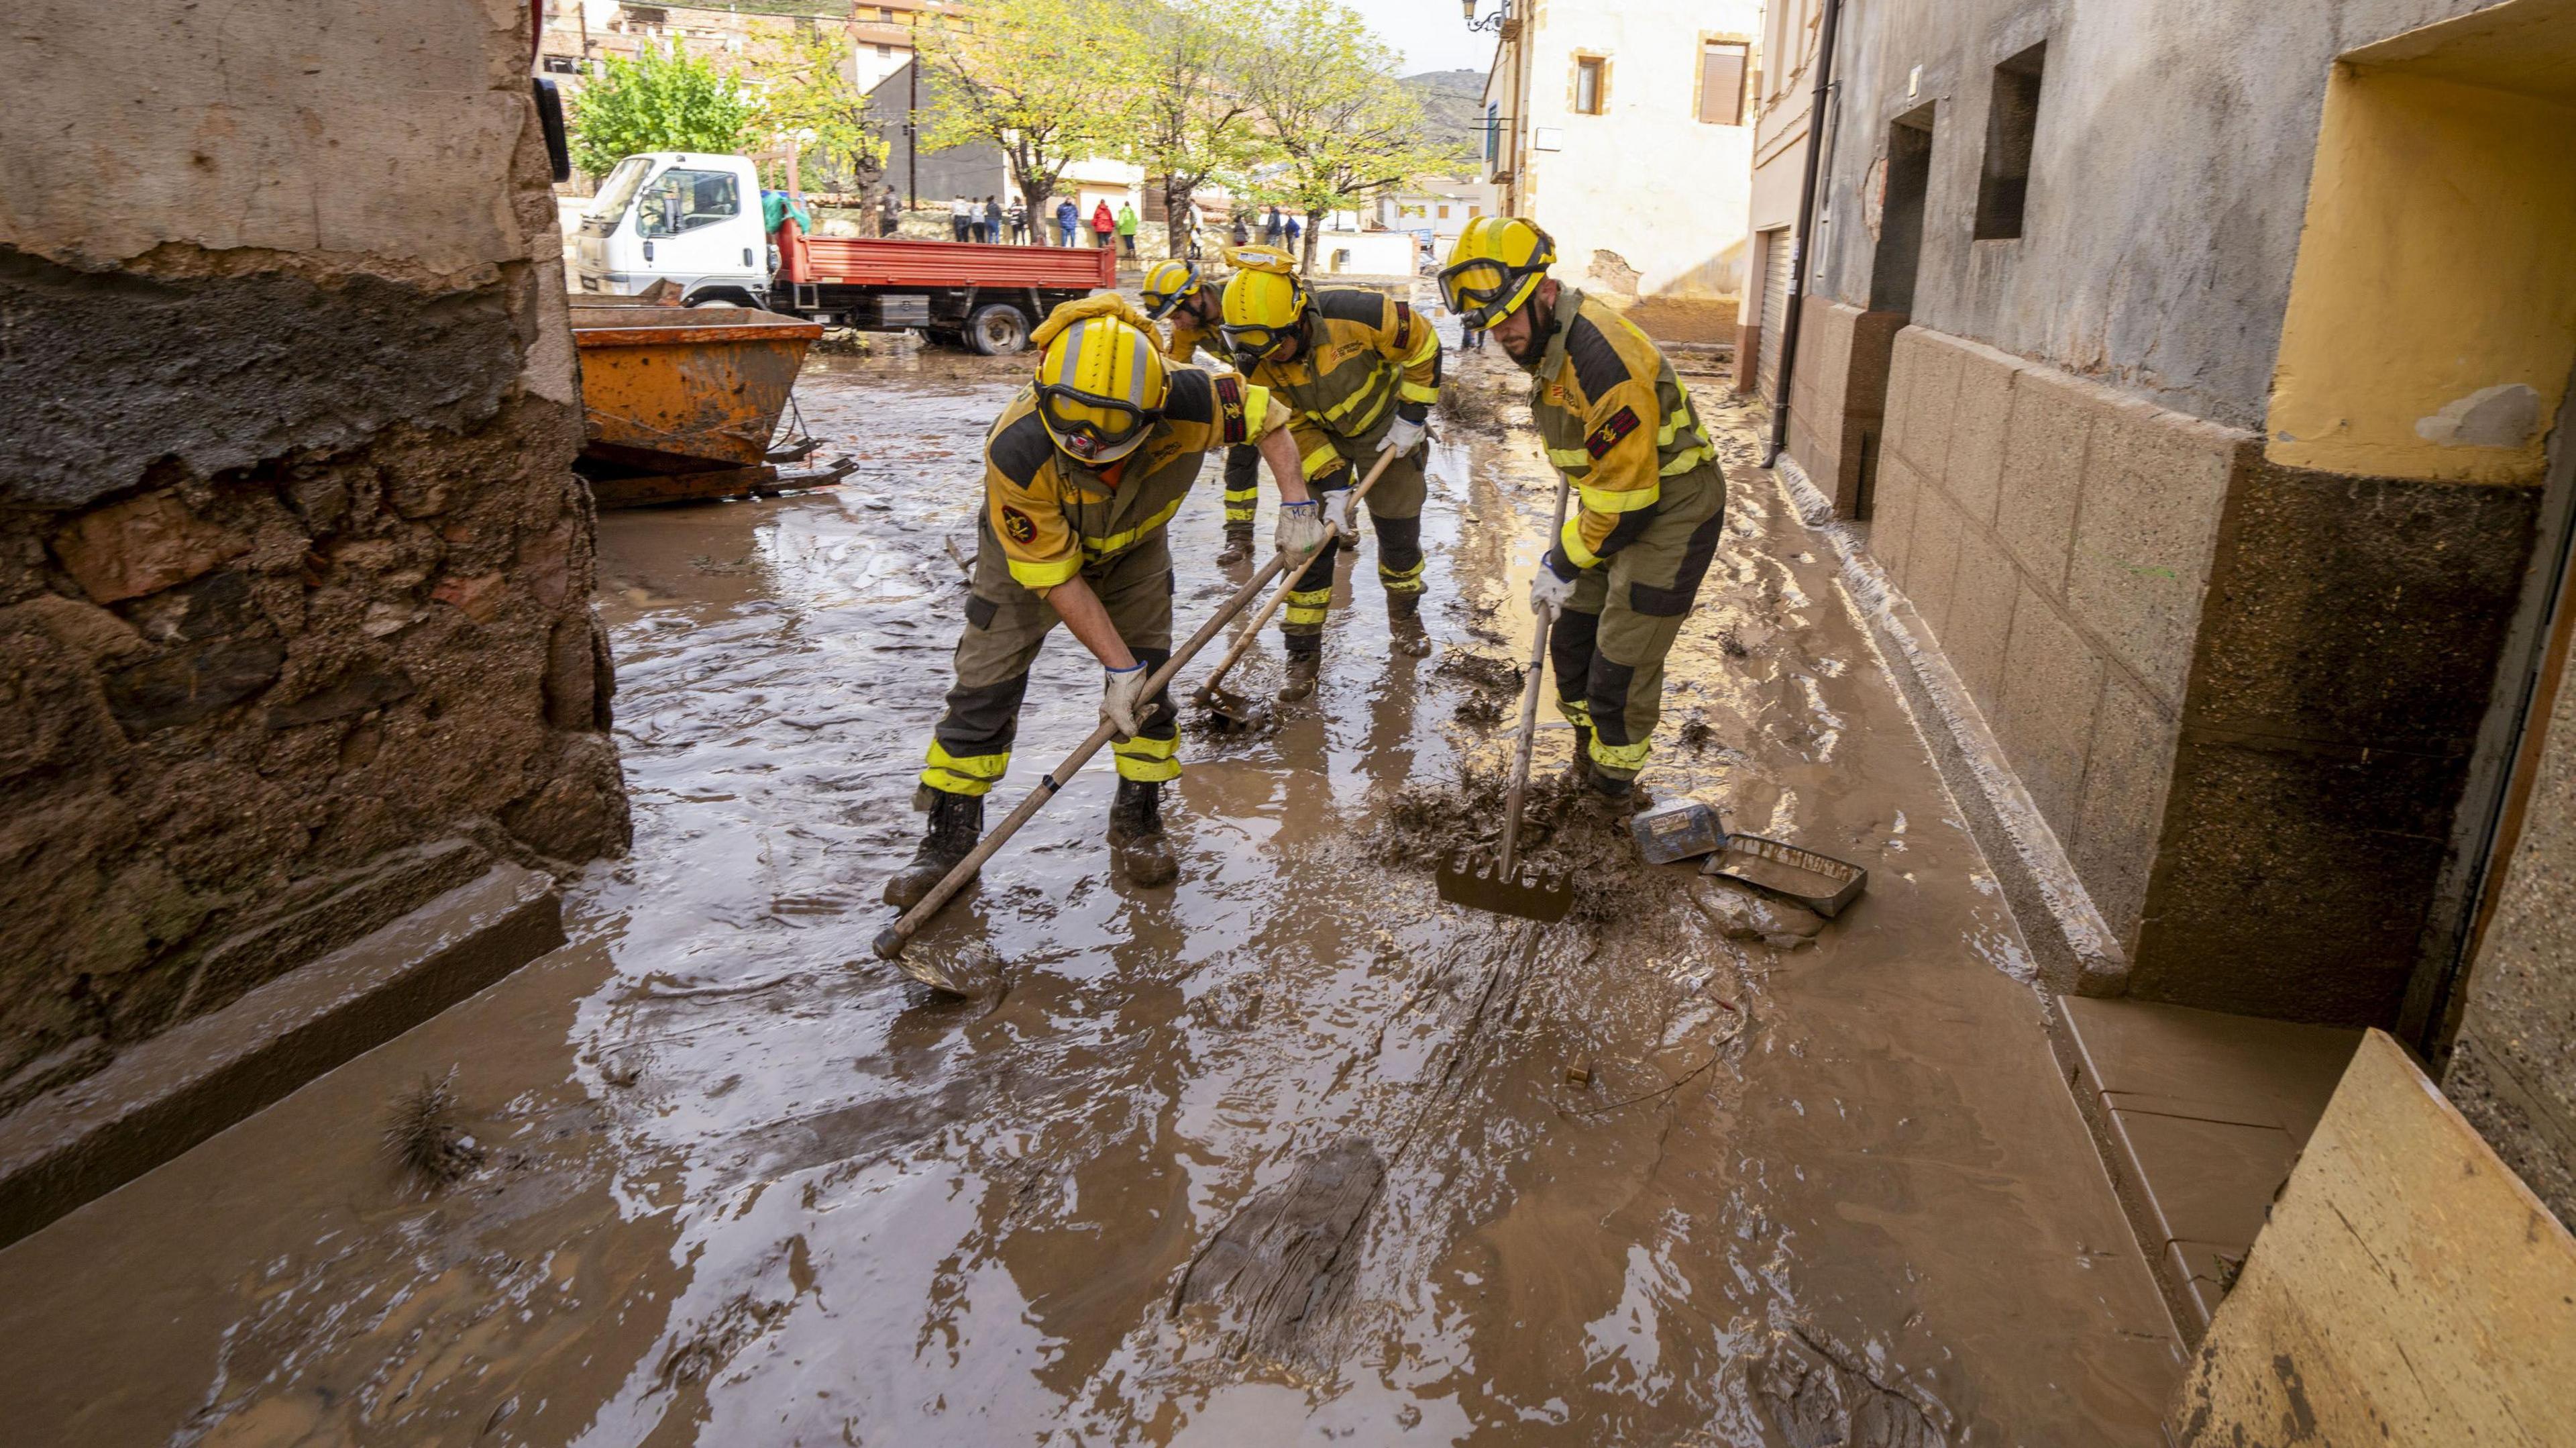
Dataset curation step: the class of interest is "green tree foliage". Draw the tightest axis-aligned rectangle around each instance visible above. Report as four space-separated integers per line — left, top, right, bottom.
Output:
570 42 762 179
759 30 893 195
1110 0 1268 256
1237 0 1446 267
914 0 1130 243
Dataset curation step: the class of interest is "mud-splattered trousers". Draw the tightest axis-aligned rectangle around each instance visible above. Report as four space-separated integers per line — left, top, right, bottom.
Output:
1529 287 1725 783
918 372 1281 797
1240 289 1443 656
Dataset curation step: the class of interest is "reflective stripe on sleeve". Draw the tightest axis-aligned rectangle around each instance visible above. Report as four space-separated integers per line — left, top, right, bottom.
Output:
1576 481 1662 515
1007 554 1081 589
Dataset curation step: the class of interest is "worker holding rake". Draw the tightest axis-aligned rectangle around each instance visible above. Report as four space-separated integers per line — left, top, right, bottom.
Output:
884 296 1323 907
1218 246 1446 699
1140 257 1265 567
1438 217 1727 806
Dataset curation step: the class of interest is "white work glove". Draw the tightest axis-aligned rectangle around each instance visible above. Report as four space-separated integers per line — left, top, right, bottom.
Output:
1326 488 1360 536
1101 662 1151 741
1275 500 1327 558
1380 415 1426 456
1529 550 1580 615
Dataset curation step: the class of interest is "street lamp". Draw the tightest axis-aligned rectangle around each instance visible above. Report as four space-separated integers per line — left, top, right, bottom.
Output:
1462 0 1509 34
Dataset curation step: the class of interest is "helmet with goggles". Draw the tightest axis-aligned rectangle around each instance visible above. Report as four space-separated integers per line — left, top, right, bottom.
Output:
1140 258 1205 321
1218 246 1309 361
1030 296 1169 465
1439 216 1556 331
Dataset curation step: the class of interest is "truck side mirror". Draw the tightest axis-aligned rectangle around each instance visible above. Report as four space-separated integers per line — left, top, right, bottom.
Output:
532 78 572 183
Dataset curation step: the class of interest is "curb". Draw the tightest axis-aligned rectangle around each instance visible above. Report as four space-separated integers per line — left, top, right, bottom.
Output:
0 863 563 1248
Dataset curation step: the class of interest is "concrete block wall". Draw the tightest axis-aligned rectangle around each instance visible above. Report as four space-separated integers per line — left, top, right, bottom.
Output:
1783 299 1904 517
1866 321 2540 1027
0 0 631 1113
1872 323 2241 953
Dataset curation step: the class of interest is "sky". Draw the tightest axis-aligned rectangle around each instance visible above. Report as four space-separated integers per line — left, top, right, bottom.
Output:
1346 0 1498 76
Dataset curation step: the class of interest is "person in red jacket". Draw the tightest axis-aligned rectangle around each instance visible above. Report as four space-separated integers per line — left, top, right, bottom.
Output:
1090 199 1115 249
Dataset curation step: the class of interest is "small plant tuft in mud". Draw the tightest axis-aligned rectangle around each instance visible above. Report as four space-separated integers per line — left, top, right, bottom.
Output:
1434 652 1524 696
1678 717 1718 752
1720 629 1751 660
1438 378 1509 433
1452 690 1507 727
383 1070 484 1190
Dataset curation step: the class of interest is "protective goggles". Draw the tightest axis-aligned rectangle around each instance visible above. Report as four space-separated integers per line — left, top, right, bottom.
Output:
1034 384 1153 461
1218 321 1297 360
1140 273 1198 320
1437 256 1540 331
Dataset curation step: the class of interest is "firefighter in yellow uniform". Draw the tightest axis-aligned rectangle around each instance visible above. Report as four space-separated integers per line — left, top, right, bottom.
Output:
884 297 1323 907
1218 246 1444 699
1439 217 1725 803
1140 257 1263 565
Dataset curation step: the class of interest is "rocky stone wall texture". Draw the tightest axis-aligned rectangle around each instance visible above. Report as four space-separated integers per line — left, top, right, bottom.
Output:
0 0 628 1112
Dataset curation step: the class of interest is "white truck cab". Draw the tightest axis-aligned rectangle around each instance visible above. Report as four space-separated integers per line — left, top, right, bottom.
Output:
573 152 773 305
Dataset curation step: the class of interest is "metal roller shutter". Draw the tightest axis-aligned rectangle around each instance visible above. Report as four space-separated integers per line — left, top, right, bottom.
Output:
1756 227 1793 401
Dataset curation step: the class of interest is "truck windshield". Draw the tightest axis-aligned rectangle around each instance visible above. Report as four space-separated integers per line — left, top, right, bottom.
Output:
585 156 653 229
637 169 742 238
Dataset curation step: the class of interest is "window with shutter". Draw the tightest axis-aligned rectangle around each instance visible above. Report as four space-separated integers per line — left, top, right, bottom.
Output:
1699 42 1748 125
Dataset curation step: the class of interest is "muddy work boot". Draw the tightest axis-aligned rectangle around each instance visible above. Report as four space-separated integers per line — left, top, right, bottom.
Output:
883 787 984 909
1386 592 1432 658
1106 778 1179 887
1277 641 1323 702
1214 526 1255 566
1562 726 1595 787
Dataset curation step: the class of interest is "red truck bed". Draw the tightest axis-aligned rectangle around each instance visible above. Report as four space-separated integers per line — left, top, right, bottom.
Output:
778 225 1115 291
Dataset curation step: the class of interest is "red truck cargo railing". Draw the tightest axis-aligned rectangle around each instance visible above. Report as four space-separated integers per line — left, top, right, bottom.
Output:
775 217 1115 291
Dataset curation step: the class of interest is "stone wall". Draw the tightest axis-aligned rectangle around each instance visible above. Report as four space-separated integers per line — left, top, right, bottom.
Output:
1872 320 2541 1027
1780 299 1902 516
0 0 628 1112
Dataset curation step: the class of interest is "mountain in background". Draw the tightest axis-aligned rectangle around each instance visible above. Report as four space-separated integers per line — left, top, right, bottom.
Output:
1403 69 1489 172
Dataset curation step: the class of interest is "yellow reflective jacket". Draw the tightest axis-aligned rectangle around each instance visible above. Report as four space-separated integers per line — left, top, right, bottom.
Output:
982 370 1281 591
1530 287 1718 569
1241 288 1442 481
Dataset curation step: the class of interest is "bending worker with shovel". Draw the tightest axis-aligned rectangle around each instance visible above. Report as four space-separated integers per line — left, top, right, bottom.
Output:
1218 246 1446 696
1439 217 1726 805
884 297 1324 908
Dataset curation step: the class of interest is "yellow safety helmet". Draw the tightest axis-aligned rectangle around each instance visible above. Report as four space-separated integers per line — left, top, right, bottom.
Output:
1439 216 1556 331
1218 246 1309 360
1029 295 1169 464
1139 258 1205 321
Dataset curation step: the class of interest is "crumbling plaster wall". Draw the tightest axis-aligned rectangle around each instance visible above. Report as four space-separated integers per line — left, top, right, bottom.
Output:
0 0 627 1110
1811 0 2508 430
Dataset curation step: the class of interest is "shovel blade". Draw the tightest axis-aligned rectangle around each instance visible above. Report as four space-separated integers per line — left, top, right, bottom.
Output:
1195 681 1273 733
1436 848 1574 922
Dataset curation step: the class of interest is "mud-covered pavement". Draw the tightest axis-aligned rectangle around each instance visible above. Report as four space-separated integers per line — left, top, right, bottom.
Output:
0 336 2184 1445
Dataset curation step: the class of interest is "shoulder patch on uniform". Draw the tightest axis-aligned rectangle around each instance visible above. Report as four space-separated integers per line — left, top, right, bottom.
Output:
1564 314 1629 399
1316 288 1384 325
1585 405 1641 459
1391 300 1413 350
1163 366 1215 424
989 409 1055 485
1000 505 1038 545
1210 374 1252 446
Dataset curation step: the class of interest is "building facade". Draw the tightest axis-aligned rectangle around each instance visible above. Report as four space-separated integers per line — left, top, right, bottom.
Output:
1737 0 1829 398
1778 0 2573 1228
1477 0 1761 305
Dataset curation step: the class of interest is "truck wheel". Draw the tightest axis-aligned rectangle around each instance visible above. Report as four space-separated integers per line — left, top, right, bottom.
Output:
967 303 1032 356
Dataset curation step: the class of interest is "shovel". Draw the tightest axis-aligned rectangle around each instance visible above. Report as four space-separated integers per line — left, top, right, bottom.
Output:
1193 445 1405 731
874 544 1304 990
1436 479 1576 923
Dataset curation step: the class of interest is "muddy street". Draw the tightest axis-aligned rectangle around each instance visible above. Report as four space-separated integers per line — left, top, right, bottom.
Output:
0 342 2180 1445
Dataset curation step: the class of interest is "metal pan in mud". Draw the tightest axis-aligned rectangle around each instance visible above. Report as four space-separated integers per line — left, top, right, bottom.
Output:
1701 833 1867 918
1629 798 1725 865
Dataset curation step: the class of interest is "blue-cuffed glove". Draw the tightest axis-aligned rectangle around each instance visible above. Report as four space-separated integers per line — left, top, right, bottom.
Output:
1529 548 1580 614
1275 499 1327 556
1101 662 1150 740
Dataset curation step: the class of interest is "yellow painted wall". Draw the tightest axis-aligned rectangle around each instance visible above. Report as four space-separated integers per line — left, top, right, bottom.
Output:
2265 66 2576 484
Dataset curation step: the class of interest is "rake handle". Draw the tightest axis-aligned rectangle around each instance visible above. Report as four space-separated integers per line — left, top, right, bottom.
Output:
1497 478 1575 880
873 546 1297 961
1195 444 1405 698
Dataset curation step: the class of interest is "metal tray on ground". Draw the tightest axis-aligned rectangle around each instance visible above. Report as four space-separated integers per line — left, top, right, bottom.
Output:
1701 833 1867 918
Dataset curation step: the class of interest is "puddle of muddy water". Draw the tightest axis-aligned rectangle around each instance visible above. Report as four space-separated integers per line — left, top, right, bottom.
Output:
0 342 2180 1446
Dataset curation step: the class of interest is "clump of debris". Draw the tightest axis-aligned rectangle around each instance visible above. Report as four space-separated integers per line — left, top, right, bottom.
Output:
382 1070 484 1190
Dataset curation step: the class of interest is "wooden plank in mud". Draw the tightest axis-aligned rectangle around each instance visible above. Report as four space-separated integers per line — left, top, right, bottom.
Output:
2169 1029 2576 1445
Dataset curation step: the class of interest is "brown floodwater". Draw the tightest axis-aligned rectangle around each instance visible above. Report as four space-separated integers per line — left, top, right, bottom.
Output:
0 338 2182 1445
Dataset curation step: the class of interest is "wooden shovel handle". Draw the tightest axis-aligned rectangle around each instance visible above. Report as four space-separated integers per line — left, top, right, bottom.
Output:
1195 443 1405 696
1497 478 1574 879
